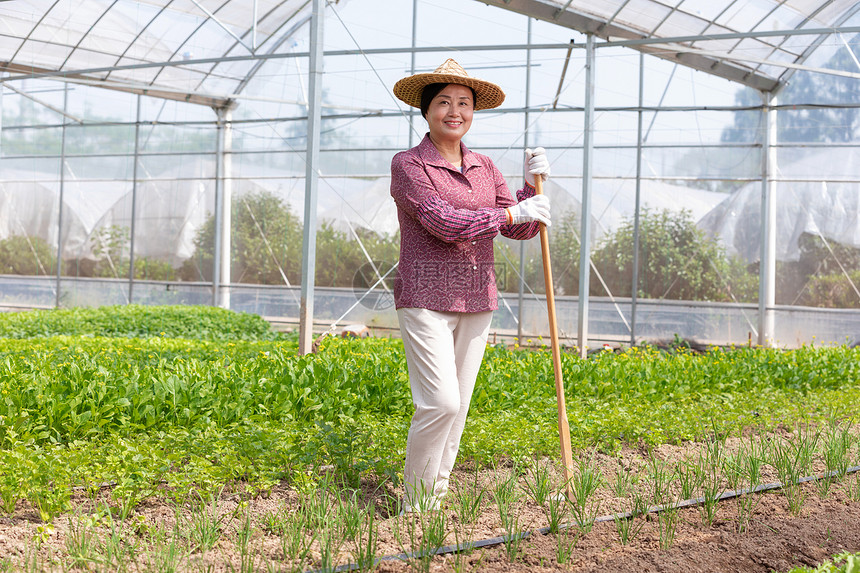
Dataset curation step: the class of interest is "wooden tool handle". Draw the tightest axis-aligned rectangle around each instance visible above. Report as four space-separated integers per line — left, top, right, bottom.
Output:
534 176 576 497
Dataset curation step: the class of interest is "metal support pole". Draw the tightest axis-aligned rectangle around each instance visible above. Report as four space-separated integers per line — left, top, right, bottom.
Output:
577 34 595 358
0 75 3 159
299 0 325 355
128 95 141 303
252 0 259 51
408 0 418 149
54 83 69 309
216 107 233 309
212 111 224 306
758 92 777 346
517 17 532 344
631 53 644 346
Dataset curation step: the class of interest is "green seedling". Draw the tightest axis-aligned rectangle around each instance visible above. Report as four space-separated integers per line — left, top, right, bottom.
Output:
612 465 633 498
676 456 702 500
338 490 366 540
404 508 448 573
722 451 746 491
261 505 289 535
236 537 263 573
735 490 762 534
450 526 475 573
65 518 99 570
93 511 136 572
499 502 523 562
492 468 523 561
819 420 854 497
235 505 254 557
143 528 185 573
631 487 650 518
555 528 579 565
492 469 519 510
451 469 486 525
567 452 604 533
302 474 337 532
657 506 680 549
352 510 378 573
698 448 723 527
647 452 674 507
520 457 554 507
318 528 344 573
613 509 645 545
770 426 819 515
280 509 313 567
742 435 767 488
544 487 569 535
186 492 226 553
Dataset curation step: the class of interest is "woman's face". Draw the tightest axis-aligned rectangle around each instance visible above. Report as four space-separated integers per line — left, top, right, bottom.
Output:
425 84 474 145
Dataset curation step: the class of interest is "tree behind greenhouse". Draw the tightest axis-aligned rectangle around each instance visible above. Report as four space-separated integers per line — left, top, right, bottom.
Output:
181 190 399 287
0 235 55 276
585 209 756 302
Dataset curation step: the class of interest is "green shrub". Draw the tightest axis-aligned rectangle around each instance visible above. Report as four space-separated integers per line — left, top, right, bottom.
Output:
179 190 399 287
546 208 758 301
0 235 56 276
89 225 176 280
798 270 860 308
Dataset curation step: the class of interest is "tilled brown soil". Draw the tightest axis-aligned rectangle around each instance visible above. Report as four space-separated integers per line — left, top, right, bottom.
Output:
406 486 860 573
1 433 859 572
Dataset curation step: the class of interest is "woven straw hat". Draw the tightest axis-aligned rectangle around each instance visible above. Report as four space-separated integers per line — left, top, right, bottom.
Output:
393 58 505 111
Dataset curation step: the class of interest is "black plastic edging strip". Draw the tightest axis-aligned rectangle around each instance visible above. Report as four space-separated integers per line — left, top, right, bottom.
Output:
306 465 860 573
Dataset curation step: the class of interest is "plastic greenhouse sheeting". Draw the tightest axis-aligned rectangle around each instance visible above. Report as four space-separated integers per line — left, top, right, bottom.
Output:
700 147 860 263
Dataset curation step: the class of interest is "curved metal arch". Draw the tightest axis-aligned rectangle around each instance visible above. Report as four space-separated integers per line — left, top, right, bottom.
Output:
231 11 313 98
147 0 233 87
106 0 177 83
8 0 63 64
730 0 839 87
185 0 313 104
774 1 860 91
145 0 311 103
59 0 121 73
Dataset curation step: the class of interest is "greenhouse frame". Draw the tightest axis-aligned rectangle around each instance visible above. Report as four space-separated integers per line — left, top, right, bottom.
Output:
3 0 860 353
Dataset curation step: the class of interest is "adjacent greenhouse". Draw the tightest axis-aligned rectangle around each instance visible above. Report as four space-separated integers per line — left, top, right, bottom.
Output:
3 0 860 351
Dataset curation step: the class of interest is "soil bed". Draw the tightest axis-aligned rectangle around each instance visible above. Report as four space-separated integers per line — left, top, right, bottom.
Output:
2 430 859 572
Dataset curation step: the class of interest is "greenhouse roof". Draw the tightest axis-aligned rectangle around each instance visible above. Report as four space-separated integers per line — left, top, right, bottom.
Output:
1 0 859 107
483 0 860 91
0 0 316 108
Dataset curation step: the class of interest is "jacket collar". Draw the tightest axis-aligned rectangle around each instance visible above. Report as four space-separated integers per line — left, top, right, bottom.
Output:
417 133 479 172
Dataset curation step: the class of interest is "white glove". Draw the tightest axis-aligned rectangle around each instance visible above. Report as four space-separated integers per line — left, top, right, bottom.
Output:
524 147 551 188
506 194 551 227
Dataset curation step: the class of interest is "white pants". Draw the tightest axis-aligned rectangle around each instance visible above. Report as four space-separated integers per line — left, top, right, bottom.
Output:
397 308 493 509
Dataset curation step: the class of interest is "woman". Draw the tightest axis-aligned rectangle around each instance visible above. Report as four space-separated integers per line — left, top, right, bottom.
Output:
390 59 551 512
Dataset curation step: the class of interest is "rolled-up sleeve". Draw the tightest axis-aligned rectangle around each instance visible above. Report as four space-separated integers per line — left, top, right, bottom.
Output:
391 153 508 243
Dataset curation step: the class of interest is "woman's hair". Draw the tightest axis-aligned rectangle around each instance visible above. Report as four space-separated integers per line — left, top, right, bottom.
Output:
420 83 477 118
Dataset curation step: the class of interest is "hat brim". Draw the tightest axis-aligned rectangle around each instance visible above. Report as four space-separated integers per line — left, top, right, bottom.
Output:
393 72 505 111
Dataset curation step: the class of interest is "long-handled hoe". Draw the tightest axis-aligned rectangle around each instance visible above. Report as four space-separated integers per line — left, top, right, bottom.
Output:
535 176 575 500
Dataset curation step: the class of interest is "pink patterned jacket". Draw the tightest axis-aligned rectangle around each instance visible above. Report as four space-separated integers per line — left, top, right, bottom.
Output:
390 134 541 312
